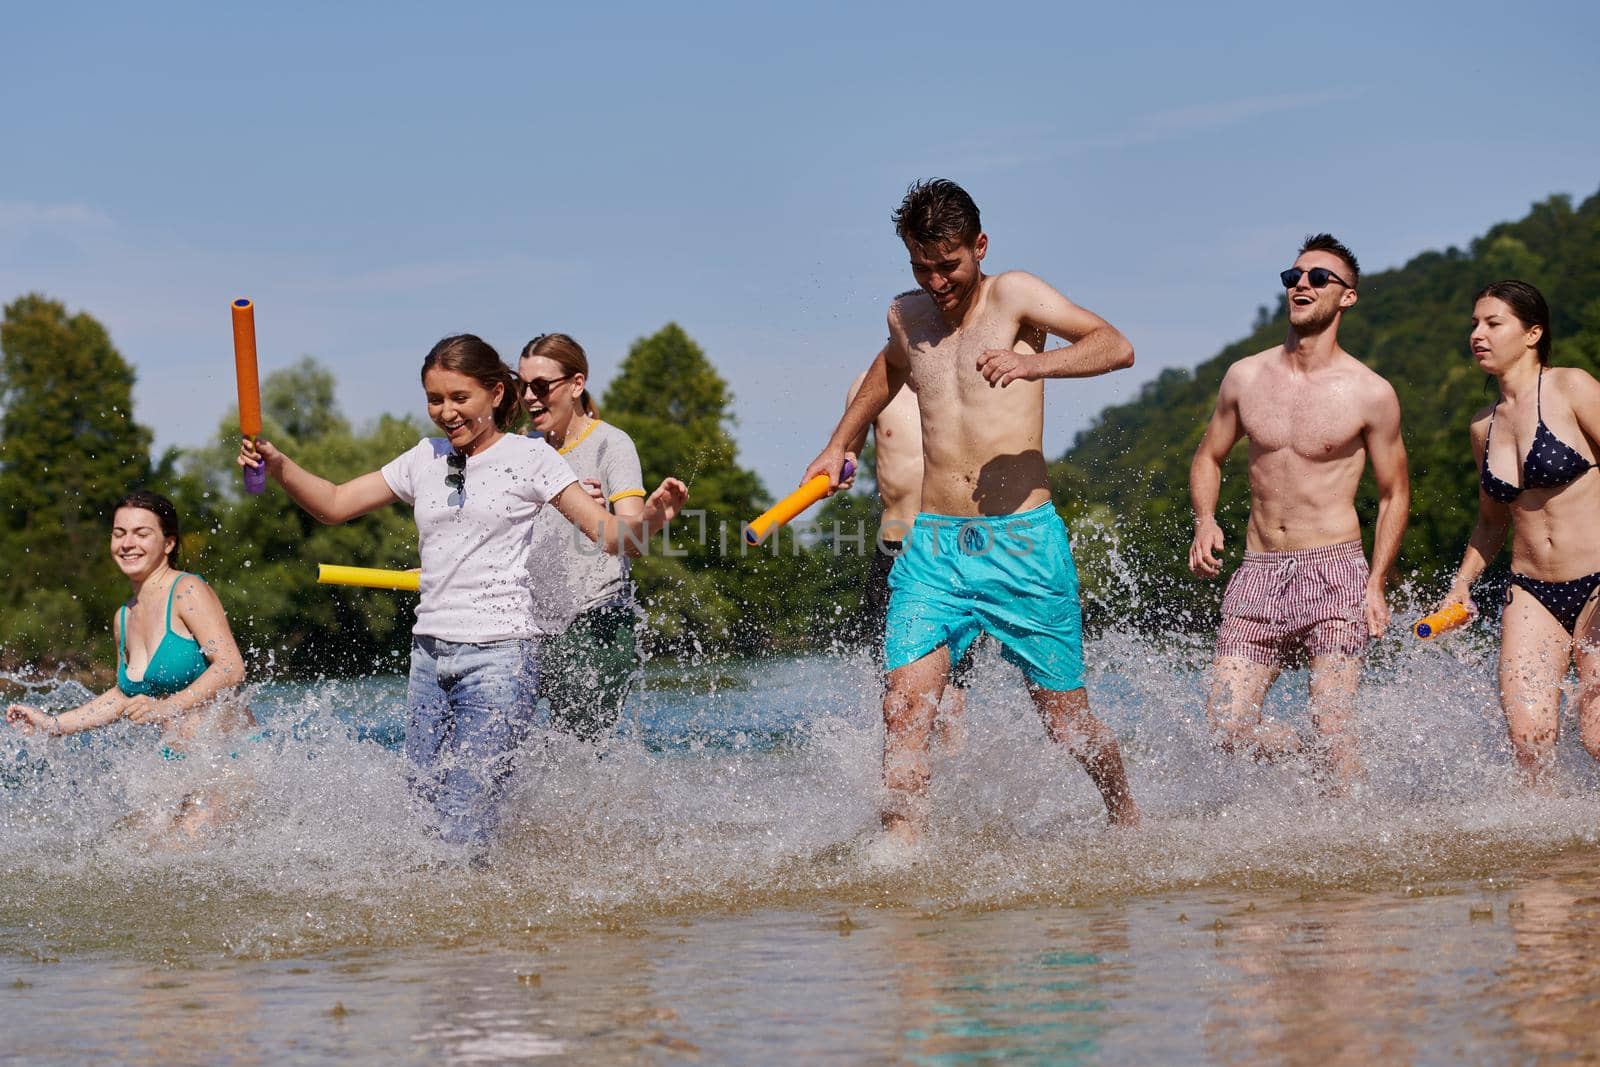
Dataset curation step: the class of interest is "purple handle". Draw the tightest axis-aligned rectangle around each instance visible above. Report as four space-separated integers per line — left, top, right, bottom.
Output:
243 463 266 495
841 458 856 481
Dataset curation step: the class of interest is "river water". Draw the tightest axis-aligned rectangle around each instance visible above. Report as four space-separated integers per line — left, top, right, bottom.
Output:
4 625 1600 1063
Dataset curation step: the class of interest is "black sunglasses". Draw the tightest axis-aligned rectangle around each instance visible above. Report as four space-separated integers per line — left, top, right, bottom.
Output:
445 451 466 493
1280 266 1354 290
520 374 572 401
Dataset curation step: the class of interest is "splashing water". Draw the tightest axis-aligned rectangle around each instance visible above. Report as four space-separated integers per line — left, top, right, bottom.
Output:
3 596 1598 966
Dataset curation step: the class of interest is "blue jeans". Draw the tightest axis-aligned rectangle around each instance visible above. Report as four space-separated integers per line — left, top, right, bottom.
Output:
405 635 540 848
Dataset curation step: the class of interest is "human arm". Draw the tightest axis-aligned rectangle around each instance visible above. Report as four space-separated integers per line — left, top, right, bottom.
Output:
800 341 907 491
1188 367 1246 578
7 686 131 737
6 612 143 736
1563 367 1600 453
552 478 687 557
1361 381 1411 637
123 577 249 726
976 272 1135 386
239 439 398 524
843 371 871 458
1443 413 1512 611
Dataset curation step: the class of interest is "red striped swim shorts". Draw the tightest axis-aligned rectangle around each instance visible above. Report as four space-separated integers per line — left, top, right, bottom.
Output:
1214 540 1369 666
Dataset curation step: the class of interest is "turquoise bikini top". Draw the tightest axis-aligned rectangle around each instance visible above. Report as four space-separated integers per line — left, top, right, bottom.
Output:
117 574 211 698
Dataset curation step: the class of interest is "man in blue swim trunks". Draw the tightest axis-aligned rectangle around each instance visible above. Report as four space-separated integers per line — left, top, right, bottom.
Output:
805 178 1142 840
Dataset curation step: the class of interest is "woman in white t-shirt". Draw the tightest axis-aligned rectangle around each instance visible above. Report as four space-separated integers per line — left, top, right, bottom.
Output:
518 332 646 742
240 334 686 857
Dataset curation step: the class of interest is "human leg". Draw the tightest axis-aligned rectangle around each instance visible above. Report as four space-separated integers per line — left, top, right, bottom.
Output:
882 647 951 842
933 638 978 751
1570 597 1600 763
1307 654 1362 789
1499 586 1572 789
428 638 540 848
1031 686 1140 826
404 636 451 815
545 606 636 742
1205 654 1297 759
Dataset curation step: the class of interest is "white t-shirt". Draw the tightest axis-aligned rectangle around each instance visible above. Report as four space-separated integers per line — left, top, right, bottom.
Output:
381 434 577 643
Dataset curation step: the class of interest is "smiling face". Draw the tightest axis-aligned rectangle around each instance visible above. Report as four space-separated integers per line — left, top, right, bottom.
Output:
1284 249 1358 334
423 366 504 453
1469 296 1543 376
110 507 174 581
518 354 586 440
907 233 988 318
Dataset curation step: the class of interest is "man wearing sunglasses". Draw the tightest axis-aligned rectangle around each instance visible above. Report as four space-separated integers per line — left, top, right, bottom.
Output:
1188 234 1410 791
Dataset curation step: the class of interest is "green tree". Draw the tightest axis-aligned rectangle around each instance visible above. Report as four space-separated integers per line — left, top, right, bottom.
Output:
1055 188 1600 633
600 323 778 652
173 358 428 675
0 295 153 665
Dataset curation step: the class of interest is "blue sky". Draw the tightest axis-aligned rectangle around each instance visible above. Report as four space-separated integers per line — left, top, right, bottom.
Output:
3 1 1597 497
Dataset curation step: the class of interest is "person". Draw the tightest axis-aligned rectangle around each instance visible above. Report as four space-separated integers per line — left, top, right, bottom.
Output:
5 490 254 836
239 334 686 856
1441 280 1600 787
845 353 973 746
1188 234 1409 788
804 178 1142 841
518 332 645 742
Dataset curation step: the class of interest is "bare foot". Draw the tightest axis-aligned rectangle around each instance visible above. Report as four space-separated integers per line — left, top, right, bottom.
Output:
881 811 922 847
1108 796 1142 830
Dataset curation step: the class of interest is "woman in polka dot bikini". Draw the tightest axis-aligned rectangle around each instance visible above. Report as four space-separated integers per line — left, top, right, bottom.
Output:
1443 280 1600 787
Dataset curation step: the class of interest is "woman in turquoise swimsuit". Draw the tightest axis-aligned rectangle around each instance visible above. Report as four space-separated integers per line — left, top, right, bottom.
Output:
6 491 253 781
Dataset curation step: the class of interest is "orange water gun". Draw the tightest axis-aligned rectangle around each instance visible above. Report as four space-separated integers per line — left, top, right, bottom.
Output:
1415 603 1472 639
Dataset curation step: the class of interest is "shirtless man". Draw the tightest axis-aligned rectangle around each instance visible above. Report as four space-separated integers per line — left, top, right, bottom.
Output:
846 357 973 738
806 178 1141 840
1188 234 1410 786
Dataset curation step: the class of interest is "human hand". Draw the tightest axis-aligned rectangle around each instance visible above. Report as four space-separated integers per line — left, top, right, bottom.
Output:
6 704 49 736
644 478 689 525
1437 583 1479 619
976 348 1040 388
238 438 286 480
581 478 606 504
1364 581 1392 638
122 695 173 725
1188 518 1224 578
800 448 857 496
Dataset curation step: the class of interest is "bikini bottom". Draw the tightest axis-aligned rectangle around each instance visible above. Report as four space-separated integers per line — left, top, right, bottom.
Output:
1508 571 1600 634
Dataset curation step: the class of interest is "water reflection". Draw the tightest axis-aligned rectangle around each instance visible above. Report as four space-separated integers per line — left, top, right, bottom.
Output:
1502 866 1600 1060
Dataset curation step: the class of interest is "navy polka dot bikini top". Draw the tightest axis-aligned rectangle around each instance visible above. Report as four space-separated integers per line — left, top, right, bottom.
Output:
1481 368 1596 504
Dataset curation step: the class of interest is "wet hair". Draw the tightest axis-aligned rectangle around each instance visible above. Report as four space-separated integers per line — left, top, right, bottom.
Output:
420 334 522 430
113 490 181 564
1299 233 1360 288
1476 279 1552 365
519 332 597 416
893 178 982 249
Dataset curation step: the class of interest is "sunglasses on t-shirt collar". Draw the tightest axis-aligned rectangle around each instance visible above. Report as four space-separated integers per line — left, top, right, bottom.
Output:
1279 266 1355 290
445 452 466 493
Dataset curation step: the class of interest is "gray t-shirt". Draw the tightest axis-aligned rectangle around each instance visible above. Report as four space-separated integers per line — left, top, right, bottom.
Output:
526 420 645 632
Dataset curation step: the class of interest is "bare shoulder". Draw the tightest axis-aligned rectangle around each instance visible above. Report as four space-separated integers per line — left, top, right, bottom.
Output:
173 575 224 615
1353 358 1399 400
1221 348 1277 390
889 288 929 322
1549 365 1600 401
989 269 1048 296
1468 401 1494 440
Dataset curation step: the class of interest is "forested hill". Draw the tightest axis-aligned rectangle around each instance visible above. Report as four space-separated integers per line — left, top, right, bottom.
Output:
1051 189 1600 622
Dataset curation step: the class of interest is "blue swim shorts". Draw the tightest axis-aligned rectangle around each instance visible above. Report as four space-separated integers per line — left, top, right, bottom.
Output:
884 501 1085 691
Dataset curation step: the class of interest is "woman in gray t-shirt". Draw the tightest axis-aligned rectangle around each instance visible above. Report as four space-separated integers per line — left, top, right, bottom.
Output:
518 333 646 741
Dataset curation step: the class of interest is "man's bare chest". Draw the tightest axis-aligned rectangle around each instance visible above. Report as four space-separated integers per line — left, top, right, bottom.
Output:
1239 383 1365 458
